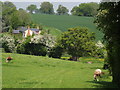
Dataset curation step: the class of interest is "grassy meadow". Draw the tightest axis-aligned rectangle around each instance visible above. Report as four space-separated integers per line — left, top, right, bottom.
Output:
31 14 103 41
2 53 117 88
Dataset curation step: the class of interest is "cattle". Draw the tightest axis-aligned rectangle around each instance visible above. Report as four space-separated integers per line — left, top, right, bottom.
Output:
6 56 12 63
94 69 104 81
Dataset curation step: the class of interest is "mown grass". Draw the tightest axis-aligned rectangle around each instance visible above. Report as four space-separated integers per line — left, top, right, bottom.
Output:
31 14 103 41
1 53 117 88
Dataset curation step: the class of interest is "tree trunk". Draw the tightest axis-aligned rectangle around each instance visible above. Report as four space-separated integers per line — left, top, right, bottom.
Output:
109 43 120 87
112 47 120 87
72 56 78 61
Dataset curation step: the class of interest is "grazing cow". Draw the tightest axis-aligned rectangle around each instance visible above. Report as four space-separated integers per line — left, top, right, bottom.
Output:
6 56 12 63
94 69 104 81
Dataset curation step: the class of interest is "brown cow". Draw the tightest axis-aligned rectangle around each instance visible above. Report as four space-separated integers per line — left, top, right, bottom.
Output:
6 56 12 63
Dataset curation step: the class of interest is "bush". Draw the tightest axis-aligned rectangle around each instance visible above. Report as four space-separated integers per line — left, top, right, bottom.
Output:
0 34 15 52
48 45 63 58
16 36 47 56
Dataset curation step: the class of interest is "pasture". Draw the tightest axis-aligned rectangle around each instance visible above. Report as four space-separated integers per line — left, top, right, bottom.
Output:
2 53 116 88
31 14 103 41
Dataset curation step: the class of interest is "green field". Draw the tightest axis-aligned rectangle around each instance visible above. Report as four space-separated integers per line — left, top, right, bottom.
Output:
31 14 103 41
2 53 117 88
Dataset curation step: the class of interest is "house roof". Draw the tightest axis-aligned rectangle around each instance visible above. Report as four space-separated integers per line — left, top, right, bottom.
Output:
31 28 39 32
18 27 39 32
13 30 20 33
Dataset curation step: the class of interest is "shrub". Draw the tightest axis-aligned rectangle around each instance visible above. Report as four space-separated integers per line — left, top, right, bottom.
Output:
16 34 55 56
48 45 63 58
0 34 15 52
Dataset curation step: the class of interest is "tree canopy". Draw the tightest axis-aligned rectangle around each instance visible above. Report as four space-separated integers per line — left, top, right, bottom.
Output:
59 27 97 61
26 4 37 14
57 5 69 15
94 1 120 86
2 1 31 31
71 2 99 16
40 2 54 14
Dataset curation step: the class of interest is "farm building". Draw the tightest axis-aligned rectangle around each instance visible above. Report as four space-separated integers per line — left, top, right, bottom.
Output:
13 26 41 37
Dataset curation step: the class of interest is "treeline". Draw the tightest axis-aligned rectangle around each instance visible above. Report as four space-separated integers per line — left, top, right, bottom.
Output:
25 2 99 16
26 2 69 15
71 2 99 16
1 1 32 32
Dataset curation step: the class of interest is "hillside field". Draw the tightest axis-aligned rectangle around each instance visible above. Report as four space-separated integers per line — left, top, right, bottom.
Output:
31 14 103 41
2 53 117 88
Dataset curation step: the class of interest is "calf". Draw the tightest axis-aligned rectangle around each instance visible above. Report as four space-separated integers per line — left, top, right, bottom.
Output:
94 69 104 81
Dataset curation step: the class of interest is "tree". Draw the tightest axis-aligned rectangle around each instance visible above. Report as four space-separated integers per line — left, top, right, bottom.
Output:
2 1 32 31
94 1 120 86
18 10 32 26
26 4 37 14
9 11 22 29
2 1 17 32
19 8 24 11
40 2 54 14
71 6 80 16
57 5 69 15
60 27 97 61
71 2 99 16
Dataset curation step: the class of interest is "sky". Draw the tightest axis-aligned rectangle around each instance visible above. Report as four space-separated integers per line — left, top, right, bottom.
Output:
0 0 101 14
0 0 101 2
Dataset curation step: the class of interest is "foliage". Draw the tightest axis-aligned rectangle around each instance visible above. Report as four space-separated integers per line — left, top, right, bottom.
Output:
26 4 37 14
31 34 56 48
48 44 63 58
17 34 55 56
18 8 24 11
94 1 120 86
57 5 69 15
8 11 23 29
2 1 32 31
71 2 99 16
18 10 32 26
0 34 15 52
2 1 17 31
59 27 97 60
95 40 105 58
40 2 54 14
16 36 47 56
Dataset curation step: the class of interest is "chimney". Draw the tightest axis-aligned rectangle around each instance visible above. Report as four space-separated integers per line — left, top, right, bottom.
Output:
37 26 39 30
27 26 30 30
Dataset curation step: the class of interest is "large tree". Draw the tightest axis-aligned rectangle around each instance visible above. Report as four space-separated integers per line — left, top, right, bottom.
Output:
57 5 69 15
71 2 99 16
18 10 32 26
2 1 32 31
2 1 17 31
40 2 54 14
60 27 97 61
26 4 37 14
94 1 120 86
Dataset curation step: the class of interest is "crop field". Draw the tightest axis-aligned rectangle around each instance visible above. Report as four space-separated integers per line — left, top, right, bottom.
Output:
31 14 103 41
2 53 117 88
